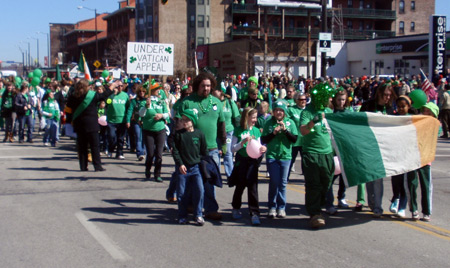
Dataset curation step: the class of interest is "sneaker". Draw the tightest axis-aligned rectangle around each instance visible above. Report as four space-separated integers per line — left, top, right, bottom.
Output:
267 208 276 218
326 206 337 215
232 209 242 220
389 199 399 214
178 218 188 224
251 215 261 226
354 203 363 212
422 214 431 222
44 142 49 146
373 211 383 218
205 211 222 221
138 155 145 161
412 210 420 221
155 177 163 183
276 209 286 218
338 199 349 208
195 216 205 226
310 214 326 229
117 155 125 160
397 209 406 218
167 197 177 203
107 153 113 158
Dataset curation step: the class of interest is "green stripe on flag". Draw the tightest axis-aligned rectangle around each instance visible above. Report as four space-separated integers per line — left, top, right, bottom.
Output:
326 112 386 187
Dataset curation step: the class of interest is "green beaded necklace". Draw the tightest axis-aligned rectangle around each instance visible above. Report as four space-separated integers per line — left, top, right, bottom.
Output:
198 95 213 113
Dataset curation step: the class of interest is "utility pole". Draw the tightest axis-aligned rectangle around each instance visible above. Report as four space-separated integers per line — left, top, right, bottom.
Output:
307 10 311 78
263 7 268 76
321 0 328 78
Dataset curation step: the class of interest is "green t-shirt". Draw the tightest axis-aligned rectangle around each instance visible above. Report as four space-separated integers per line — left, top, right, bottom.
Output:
222 99 240 132
284 97 295 107
256 114 271 130
287 105 304 147
179 93 225 150
126 97 147 123
233 125 262 157
300 106 333 154
106 91 129 124
142 96 168 132
262 116 298 160
2 92 13 109
42 98 60 121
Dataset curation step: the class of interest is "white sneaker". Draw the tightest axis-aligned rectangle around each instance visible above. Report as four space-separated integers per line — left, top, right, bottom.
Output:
44 142 49 146
267 208 276 218
276 209 286 218
251 215 261 225
338 199 349 208
138 155 145 161
118 155 125 160
326 206 337 215
232 209 242 220
397 209 406 218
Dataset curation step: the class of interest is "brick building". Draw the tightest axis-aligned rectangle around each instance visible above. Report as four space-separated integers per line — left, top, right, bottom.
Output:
49 23 75 67
395 0 435 36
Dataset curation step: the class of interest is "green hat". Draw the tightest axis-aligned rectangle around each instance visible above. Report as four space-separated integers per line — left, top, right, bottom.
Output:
272 100 288 113
422 102 439 117
45 78 51 83
182 108 198 126
181 85 188 91
248 76 258 85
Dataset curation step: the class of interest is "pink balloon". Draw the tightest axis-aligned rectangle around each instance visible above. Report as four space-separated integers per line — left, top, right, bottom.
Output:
246 139 263 159
333 156 341 175
98 115 108 126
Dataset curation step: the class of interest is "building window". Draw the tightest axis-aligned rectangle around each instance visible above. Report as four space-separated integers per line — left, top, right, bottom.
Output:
359 20 364 31
359 0 363 9
198 37 204 45
347 0 353 7
198 0 204 4
190 15 195 27
411 1 415 11
198 15 204 28
411 22 415 31
399 21 404 34
399 0 405 14
347 20 353 29
207 16 210 28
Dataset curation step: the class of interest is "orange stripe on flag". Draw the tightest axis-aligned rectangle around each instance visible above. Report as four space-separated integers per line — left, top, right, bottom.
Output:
412 115 440 166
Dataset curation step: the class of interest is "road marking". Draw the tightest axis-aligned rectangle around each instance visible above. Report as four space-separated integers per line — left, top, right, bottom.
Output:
287 182 450 241
434 154 450 157
0 155 62 159
75 212 132 261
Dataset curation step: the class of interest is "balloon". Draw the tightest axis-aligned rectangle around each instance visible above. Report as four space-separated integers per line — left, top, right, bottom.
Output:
98 115 107 126
333 156 341 175
33 68 42 78
31 76 40 87
187 77 191 81
410 90 427 109
246 139 263 159
15 76 22 86
101 70 109 78
28 73 34 79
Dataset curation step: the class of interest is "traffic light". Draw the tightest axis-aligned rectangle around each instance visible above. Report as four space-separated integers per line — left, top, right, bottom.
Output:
162 0 168 4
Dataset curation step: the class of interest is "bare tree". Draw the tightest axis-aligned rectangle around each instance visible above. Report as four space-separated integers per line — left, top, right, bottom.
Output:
105 34 127 71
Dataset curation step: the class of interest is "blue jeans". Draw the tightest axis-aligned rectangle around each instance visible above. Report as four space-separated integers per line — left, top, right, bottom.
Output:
107 122 126 157
177 164 204 218
204 149 220 213
131 122 144 158
223 130 234 177
326 174 346 209
43 118 59 145
267 158 291 211
17 114 33 142
166 171 178 200
366 178 384 214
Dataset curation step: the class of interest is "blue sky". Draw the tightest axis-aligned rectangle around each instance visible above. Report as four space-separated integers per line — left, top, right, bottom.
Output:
0 0 449 67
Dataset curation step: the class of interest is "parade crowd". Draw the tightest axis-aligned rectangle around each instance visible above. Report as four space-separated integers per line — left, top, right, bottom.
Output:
1 69 448 228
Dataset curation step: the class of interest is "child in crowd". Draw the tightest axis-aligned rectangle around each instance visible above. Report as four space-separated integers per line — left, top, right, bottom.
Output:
407 102 440 222
97 100 108 154
41 90 60 147
171 109 208 226
229 107 267 225
389 95 414 218
256 101 271 132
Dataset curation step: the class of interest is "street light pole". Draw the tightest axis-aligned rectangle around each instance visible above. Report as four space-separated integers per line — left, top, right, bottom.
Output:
78 6 99 64
320 0 328 78
29 37 39 67
37 31 50 67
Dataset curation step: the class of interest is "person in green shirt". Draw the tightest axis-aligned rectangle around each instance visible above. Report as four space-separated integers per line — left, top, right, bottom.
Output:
230 107 267 225
141 82 170 182
261 100 298 219
0 79 5 131
178 72 226 220
172 108 208 226
41 90 60 146
286 92 307 181
126 86 147 161
299 89 334 229
106 80 130 159
14 83 34 143
1 81 15 142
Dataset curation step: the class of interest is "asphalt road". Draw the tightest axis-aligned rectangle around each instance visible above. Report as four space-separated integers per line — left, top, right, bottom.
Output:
0 134 449 267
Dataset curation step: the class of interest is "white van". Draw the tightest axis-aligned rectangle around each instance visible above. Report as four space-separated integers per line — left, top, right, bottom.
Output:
0 70 18 78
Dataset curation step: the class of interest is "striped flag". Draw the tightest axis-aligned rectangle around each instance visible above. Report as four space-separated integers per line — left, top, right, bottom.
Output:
420 68 433 94
325 112 440 187
78 51 92 81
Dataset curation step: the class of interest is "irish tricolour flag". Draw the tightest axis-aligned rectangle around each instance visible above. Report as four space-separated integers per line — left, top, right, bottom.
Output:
325 112 440 187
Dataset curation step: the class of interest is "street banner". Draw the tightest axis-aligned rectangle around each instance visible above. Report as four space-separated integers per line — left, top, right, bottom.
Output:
429 15 446 79
127 42 174 75
325 112 439 187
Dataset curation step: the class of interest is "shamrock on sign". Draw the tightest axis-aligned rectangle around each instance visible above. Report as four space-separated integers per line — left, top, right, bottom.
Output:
165 47 172 54
129 56 137 63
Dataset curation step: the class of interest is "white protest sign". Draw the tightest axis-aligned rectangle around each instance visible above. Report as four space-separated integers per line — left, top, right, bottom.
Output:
127 42 174 75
